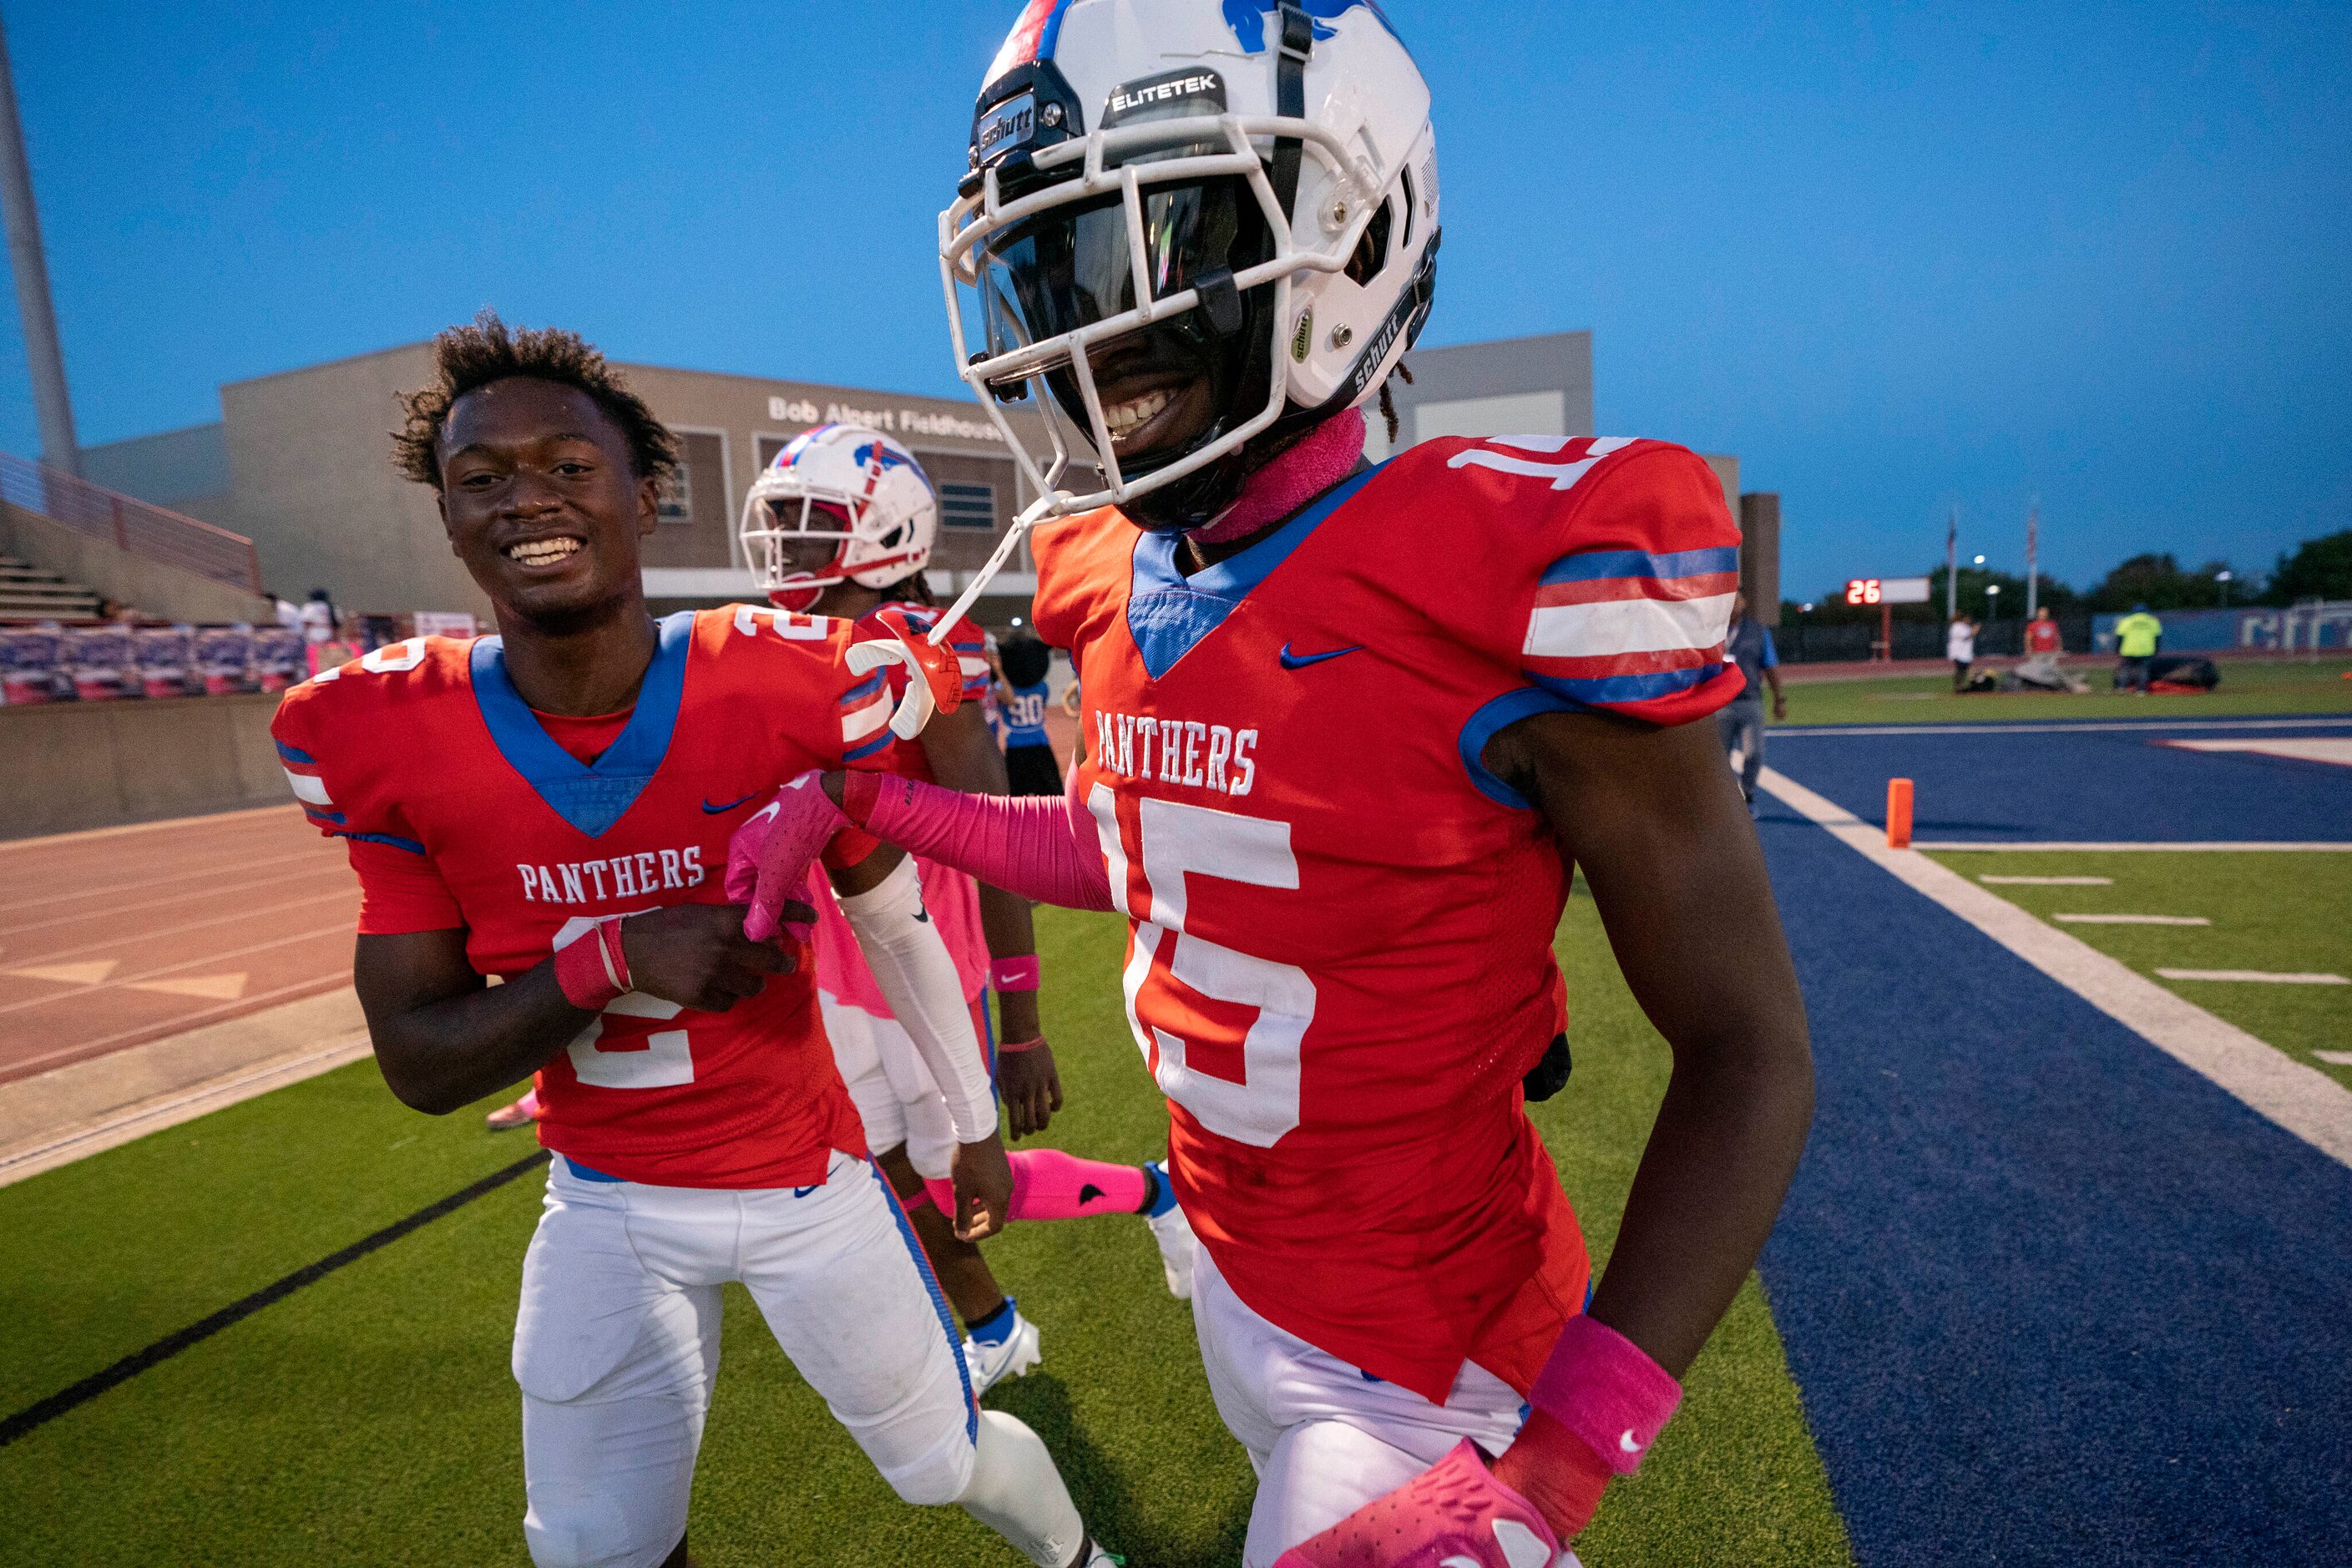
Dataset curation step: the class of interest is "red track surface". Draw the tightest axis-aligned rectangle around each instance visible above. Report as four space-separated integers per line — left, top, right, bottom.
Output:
0 807 357 1087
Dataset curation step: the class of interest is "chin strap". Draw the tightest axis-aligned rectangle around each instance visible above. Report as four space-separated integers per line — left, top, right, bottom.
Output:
1269 3 1313 221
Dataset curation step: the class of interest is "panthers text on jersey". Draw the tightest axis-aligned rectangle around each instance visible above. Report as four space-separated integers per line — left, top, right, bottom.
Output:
811 603 997 1018
272 607 896 1188
1029 434 1743 1404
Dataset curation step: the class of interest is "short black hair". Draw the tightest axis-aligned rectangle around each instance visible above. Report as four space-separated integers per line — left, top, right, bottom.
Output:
392 310 679 491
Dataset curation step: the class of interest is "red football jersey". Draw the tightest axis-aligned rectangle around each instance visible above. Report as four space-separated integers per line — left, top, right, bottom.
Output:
812 603 997 1014
271 606 898 1188
1030 434 1743 1403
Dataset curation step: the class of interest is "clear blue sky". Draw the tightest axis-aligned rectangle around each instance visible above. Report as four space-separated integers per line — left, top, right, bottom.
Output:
1 1 2344 599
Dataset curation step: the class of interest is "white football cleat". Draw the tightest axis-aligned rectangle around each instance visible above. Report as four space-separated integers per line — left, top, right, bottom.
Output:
962 1305 1042 1397
1143 1161 1197 1302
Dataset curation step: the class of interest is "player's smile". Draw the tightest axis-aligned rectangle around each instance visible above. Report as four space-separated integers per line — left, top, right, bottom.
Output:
1090 349 1214 463
435 377 656 625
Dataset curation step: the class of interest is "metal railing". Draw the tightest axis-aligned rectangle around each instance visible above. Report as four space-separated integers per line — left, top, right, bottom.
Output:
0 451 262 594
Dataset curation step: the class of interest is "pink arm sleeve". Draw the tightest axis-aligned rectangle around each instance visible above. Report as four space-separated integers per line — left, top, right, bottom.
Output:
842 771 1116 913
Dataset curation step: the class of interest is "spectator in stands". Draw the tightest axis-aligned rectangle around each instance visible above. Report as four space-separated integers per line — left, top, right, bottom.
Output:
299 588 336 674
2026 605 2063 655
2114 603 2162 692
1718 593 1786 810
1947 611 1980 691
314 618 364 674
273 594 304 632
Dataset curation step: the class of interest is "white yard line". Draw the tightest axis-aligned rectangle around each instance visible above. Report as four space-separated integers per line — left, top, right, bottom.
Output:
1771 717 2352 739
1915 842 2352 852
2317 1051 2352 1067
2054 913 2210 926
1757 766 2352 1171
1980 875 2113 885
2157 969 2349 986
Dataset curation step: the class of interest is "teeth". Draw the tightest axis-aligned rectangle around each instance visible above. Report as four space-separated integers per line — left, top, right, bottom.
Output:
1105 389 1171 438
506 537 582 566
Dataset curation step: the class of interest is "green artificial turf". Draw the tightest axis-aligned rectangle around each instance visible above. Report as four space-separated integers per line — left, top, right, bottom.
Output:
1925 849 2352 1092
0 893 1851 1566
1776 656 2352 728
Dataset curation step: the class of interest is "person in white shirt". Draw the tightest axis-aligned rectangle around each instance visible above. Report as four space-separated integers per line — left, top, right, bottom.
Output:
1947 613 1980 691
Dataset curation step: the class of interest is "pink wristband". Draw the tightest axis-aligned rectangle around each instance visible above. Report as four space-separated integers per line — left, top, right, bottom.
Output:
1526 1313 1684 1476
989 956 1041 993
996 1034 1047 1054
554 916 632 1011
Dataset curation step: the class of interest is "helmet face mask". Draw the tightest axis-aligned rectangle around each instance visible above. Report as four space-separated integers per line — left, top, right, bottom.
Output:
738 426 938 609
943 0 1439 532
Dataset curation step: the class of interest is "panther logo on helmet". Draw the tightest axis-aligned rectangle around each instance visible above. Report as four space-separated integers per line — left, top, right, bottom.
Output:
943 0 1438 534
737 425 939 613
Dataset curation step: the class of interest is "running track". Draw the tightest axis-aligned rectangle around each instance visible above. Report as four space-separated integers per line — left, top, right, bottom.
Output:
1756 716 2352 1562
0 807 356 1087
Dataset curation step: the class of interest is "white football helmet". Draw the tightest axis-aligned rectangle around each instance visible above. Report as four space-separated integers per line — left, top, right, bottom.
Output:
738 424 938 613
941 0 1439 532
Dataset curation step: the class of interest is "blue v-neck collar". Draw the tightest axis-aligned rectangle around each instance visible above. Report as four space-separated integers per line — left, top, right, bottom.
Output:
1125 460 1388 680
469 611 694 838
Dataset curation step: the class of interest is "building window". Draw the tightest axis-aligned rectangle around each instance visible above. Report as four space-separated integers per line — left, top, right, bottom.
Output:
656 463 692 524
939 482 997 530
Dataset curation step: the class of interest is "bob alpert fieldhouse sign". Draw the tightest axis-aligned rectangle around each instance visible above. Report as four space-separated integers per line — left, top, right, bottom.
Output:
766 396 1005 445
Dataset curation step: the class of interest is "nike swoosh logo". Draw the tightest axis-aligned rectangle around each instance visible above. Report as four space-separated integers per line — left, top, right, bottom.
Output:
1620 1429 1642 1454
1078 1183 1105 1206
1277 642 1362 670
701 792 758 814
793 1184 821 1197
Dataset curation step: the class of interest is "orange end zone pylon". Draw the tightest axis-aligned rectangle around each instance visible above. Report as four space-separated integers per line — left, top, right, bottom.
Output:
1886 778 1915 848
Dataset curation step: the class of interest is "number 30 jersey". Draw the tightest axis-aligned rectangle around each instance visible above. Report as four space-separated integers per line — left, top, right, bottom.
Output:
1031 434 1743 1404
271 608 895 1189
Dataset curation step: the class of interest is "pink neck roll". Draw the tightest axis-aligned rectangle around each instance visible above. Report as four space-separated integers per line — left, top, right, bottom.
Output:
1183 407 1368 546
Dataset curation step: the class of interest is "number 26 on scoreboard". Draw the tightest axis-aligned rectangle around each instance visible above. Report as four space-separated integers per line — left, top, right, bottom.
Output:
1845 577 1883 606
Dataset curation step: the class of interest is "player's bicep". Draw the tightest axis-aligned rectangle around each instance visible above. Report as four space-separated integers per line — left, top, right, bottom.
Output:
1492 709 1795 1047
353 928 483 1034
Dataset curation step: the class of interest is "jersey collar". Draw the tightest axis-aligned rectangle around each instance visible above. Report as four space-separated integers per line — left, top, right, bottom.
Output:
1125 460 1388 680
469 611 694 838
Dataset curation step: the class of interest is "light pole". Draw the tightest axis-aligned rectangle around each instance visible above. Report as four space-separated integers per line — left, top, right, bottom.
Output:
2216 569 2233 608
1986 581 2000 625
0 10 78 476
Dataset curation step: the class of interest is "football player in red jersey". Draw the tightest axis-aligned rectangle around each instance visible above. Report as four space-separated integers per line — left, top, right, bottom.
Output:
276 315 1116 1568
736 422 1200 1393
735 5 1816 1565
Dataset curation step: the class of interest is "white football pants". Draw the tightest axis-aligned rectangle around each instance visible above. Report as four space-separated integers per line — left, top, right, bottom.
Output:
513 1152 1082 1568
1191 1246 1553 1568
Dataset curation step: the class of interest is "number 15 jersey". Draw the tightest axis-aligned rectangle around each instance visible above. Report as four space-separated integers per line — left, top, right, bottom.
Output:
271 608 895 1189
1031 434 1743 1404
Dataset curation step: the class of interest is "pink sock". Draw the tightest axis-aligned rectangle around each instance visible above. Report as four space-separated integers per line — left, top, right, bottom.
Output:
1007 1149 1148 1221
517 1088 539 1117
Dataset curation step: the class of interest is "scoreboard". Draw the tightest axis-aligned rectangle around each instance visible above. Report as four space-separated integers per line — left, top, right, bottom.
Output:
1845 575 1931 606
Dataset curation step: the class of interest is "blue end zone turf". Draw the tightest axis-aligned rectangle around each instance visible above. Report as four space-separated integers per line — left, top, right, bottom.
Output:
1754 813 2352 1562
1767 717 2352 842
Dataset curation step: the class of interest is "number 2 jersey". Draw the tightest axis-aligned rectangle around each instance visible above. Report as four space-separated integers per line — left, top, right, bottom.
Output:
1030 433 1743 1404
271 607 898 1188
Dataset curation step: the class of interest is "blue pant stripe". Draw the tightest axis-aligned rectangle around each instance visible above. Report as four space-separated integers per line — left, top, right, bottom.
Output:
867 1159 977 1444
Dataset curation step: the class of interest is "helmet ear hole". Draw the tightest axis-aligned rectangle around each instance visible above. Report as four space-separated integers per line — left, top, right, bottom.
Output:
1344 197 1395 286
883 525 905 549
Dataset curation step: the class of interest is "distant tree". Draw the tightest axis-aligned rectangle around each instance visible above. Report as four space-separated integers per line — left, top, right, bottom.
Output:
2086 553 2219 613
2263 530 2352 604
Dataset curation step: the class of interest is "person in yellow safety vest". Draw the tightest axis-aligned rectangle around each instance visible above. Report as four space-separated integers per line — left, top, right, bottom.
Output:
2114 604 2163 692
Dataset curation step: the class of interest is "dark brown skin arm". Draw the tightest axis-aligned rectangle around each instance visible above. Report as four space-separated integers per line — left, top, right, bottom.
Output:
1485 709 1813 1375
915 700 1064 1138
353 900 808 1117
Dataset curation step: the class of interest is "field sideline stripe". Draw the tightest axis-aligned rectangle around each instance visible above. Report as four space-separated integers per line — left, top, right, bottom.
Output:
1771 717 2352 738
1912 841 2352 852
0 1149 549 1449
1758 766 2352 1171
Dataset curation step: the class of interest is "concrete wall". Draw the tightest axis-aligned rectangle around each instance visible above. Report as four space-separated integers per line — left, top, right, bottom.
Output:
1739 493 1782 625
1363 331 1596 459
78 422 233 510
0 692 286 839
0 501 274 625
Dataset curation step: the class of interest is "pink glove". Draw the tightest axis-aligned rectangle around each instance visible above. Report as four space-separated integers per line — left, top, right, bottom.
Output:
1271 1440 1575 1568
726 773 846 944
